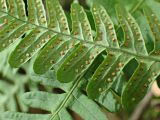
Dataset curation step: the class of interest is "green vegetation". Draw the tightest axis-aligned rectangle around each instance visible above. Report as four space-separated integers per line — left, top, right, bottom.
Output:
0 0 160 119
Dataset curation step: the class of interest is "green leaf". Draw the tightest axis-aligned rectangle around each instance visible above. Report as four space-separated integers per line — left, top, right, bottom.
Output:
1 0 160 116
0 72 108 120
122 61 160 112
0 44 34 112
87 3 160 112
0 112 51 120
97 90 121 112
87 53 131 99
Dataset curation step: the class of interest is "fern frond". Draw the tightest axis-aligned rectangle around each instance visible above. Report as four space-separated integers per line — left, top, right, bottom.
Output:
87 3 160 112
0 71 108 120
0 0 160 113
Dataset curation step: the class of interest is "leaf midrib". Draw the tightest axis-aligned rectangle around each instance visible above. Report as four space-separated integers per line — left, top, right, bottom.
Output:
1 10 160 62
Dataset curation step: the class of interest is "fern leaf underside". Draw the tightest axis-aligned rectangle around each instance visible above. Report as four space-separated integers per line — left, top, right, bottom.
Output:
0 0 160 117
